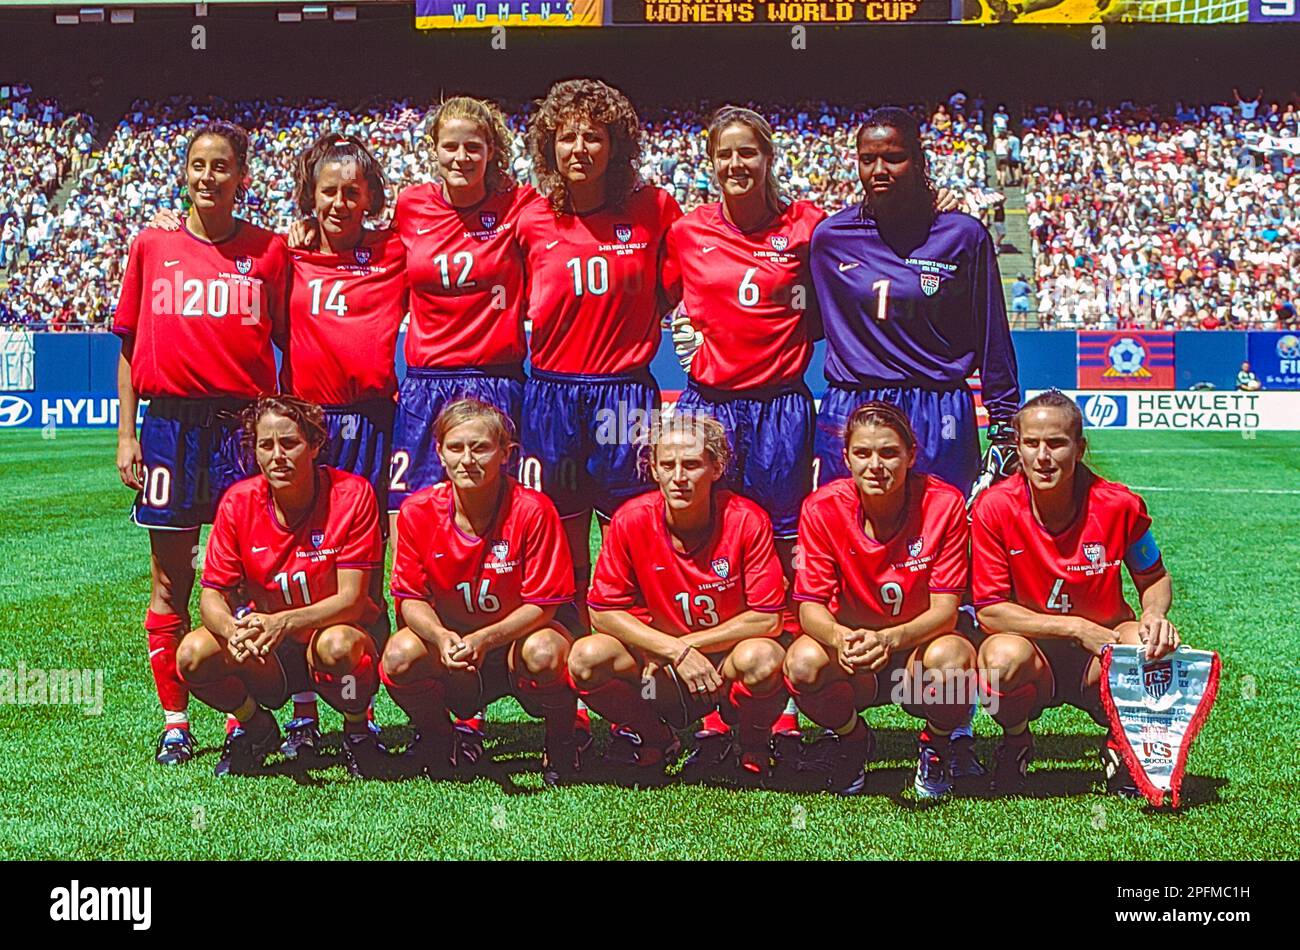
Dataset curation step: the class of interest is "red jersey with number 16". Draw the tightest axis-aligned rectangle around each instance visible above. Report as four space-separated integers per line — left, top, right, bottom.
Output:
390 479 574 635
200 467 384 637
281 228 407 405
794 474 969 630
971 469 1159 629
589 490 786 638
518 186 682 375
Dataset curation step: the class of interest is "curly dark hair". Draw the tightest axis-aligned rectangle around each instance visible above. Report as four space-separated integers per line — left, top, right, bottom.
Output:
292 132 388 218
856 106 938 216
527 79 643 214
183 120 251 203
240 395 328 458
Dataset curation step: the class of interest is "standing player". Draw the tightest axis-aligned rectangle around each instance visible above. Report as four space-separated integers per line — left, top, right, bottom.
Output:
114 121 290 765
971 391 1181 796
786 402 980 797
516 79 683 634
379 399 580 786
569 415 789 778
809 106 1020 501
178 396 386 777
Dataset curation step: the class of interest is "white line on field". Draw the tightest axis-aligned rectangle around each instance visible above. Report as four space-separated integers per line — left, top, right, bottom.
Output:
1129 486 1300 495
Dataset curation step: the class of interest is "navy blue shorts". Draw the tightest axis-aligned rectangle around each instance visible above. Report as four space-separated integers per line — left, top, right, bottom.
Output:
521 368 659 519
814 384 979 496
133 397 254 530
390 366 524 512
322 398 394 527
675 380 813 538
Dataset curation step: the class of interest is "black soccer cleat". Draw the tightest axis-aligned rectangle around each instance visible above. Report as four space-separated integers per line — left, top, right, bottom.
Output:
279 717 322 761
214 711 281 777
947 733 987 783
990 731 1034 796
1101 741 1142 798
680 731 735 776
405 730 456 780
155 726 196 766
342 730 391 779
797 719 875 796
452 718 487 768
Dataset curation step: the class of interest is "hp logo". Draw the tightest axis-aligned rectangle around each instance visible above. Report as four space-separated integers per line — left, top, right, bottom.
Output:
1081 395 1125 428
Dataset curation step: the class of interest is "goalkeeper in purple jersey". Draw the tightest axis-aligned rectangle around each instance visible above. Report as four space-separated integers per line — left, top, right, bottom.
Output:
809 107 1020 505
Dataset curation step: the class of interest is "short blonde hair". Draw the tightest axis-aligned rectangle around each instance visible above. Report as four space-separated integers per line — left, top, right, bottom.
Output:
639 409 733 481
433 398 516 450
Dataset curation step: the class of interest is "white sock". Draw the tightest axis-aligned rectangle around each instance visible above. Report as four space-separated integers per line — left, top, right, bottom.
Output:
163 709 189 728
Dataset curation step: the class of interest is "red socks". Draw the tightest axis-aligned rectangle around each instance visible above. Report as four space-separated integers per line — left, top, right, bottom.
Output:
579 677 671 746
785 675 856 731
727 679 787 752
314 649 378 717
145 610 188 721
380 663 452 737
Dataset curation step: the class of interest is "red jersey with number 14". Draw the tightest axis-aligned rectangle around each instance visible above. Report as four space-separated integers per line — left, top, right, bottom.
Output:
390 479 574 634
794 474 969 629
971 469 1159 629
518 186 682 375
662 199 825 391
589 490 786 638
113 222 290 398
200 467 384 637
281 228 407 405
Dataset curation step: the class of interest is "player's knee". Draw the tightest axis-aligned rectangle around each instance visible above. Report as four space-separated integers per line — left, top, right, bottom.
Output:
380 628 423 683
520 628 567 676
979 634 1037 686
175 629 217 682
314 626 364 674
923 634 976 672
567 635 614 686
732 638 784 687
783 636 830 690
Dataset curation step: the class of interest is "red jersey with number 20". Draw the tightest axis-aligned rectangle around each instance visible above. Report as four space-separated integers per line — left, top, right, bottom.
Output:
281 228 407 405
794 474 969 630
390 479 574 634
971 469 1159 630
589 490 786 638
518 186 682 375
113 222 290 398
662 199 825 390
200 467 384 637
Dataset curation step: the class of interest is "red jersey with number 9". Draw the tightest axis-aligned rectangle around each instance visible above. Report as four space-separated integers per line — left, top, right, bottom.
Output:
971 470 1157 629
390 479 574 634
794 474 969 630
200 467 384 638
589 490 786 639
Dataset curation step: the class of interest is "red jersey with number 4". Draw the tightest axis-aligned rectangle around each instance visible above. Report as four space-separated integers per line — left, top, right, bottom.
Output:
390 479 574 634
113 222 290 398
395 182 533 370
200 466 384 637
662 199 825 391
281 228 407 405
971 469 1159 629
794 474 969 629
589 490 786 638
518 186 682 375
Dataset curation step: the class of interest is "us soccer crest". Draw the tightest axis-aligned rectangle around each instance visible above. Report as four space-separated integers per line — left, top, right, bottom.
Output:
919 272 940 296
353 246 371 266
769 235 788 252
711 557 730 579
235 256 253 275
480 211 497 231
490 539 510 562
1144 661 1173 700
614 224 633 243
907 536 924 558
1082 542 1105 567
310 529 325 549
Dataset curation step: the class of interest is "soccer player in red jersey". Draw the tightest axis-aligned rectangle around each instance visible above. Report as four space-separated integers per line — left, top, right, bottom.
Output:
787 402 981 797
114 121 290 766
569 415 789 779
516 79 684 634
971 391 1181 796
177 396 386 778
379 399 581 786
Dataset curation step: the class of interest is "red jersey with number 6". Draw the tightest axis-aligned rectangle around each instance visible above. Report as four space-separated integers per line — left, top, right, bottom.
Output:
971 469 1160 629
518 185 682 375
390 479 574 634
794 474 969 630
113 222 290 398
589 490 786 638
661 199 825 391
200 466 384 637
280 228 407 405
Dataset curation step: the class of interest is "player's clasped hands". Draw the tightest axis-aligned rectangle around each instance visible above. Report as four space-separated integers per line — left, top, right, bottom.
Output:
439 630 483 673
838 626 890 674
227 611 290 663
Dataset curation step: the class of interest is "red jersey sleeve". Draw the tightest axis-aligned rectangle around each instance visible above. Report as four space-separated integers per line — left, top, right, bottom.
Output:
112 232 146 338
970 494 1011 607
588 514 640 611
520 495 576 605
200 494 244 592
390 502 428 602
929 491 970 594
337 481 383 570
266 235 291 351
793 496 838 605
741 507 786 612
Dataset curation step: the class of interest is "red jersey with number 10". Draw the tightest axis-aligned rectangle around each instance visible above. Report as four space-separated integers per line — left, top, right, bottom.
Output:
281 228 407 405
390 479 574 635
589 490 786 638
662 199 825 391
971 469 1158 629
794 474 969 629
518 186 682 375
200 467 384 637
113 222 290 398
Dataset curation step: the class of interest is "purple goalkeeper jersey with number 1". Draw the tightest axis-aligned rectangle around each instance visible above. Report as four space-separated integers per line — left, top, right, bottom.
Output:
809 206 1021 423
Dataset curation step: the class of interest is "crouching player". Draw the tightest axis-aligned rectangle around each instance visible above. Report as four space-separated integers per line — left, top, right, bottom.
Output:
569 414 789 778
972 391 1181 796
179 396 385 777
787 402 981 797
379 400 581 787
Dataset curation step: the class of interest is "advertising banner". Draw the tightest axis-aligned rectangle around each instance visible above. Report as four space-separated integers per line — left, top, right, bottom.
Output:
1030 390 1300 432
1247 331 1300 390
1079 331 1176 390
415 0 604 27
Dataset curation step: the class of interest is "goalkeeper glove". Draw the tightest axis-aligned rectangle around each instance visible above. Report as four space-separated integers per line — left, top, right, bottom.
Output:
670 307 703 372
967 419 1019 512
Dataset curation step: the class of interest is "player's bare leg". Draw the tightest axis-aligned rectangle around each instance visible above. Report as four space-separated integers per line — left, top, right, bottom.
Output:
978 633 1052 795
508 625 580 786
783 637 875 795
719 637 787 778
379 628 454 776
569 633 680 771
147 527 199 765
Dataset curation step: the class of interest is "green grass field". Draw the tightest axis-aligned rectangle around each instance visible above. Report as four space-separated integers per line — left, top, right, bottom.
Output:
2 429 1297 860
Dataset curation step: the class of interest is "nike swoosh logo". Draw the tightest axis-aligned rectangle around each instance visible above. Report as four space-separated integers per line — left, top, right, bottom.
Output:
252 546 268 553
838 261 860 272
434 553 444 559
701 246 716 254
416 227 434 235
653 565 666 571
164 260 181 267
1010 549 1024 555
545 240 560 250
148 648 166 659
